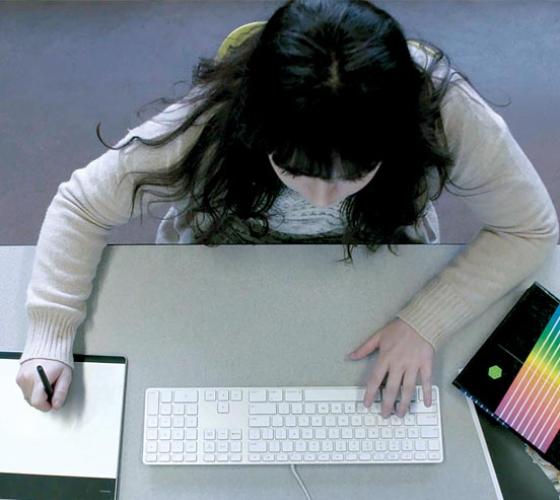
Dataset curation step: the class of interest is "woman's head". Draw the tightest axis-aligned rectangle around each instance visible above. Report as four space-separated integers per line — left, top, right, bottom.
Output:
106 0 477 261
245 0 423 184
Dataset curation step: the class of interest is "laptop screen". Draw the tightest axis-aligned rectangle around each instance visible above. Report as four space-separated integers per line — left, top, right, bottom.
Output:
453 282 560 469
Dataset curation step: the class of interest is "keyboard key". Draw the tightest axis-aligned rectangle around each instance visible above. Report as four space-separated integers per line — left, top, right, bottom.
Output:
268 389 283 402
428 452 441 461
317 403 329 414
325 415 337 427
204 442 215 452
159 416 171 428
291 403 303 414
230 429 242 440
185 429 197 440
315 428 327 439
415 440 427 451
204 454 216 462
145 453 157 462
146 429 157 440
161 390 172 403
250 416 270 427
328 428 340 439
250 403 277 415
145 441 157 453
344 403 357 414
217 429 228 440
172 404 185 415
147 416 158 428
249 390 267 402
359 452 371 461
272 415 283 427
354 428 366 439
231 389 242 401
301 429 313 439
185 453 197 462
298 415 310 427
205 390 216 401
275 428 287 440
160 404 171 415
420 427 439 439
278 403 290 414
249 442 266 452
173 416 184 428
204 429 216 440
285 416 297 427
185 417 197 427
277 453 288 461
367 428 379 439
217 442 228 452
174 390 197 403
230 442 242 453
230 453 242 461
262 429 274 439
249 429 260 440
282 441 294 452
185 442 197 453
428 439 440 450
147 391 159 415
185 404 198 415
157 453 170 462
158 428 171 440
331 403 342 414
417 414 438 426
285 389 303 402
318 453 330 461
171 441 183 453
158 441 171 453
218 389 229 401
410 402 436 414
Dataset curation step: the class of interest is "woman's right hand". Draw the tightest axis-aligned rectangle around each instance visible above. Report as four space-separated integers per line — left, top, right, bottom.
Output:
15 358 73 412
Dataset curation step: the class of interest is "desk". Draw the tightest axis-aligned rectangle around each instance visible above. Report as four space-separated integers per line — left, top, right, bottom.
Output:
3 244 559 499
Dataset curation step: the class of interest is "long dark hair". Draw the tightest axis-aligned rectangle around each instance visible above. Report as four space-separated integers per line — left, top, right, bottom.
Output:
99 0 495 263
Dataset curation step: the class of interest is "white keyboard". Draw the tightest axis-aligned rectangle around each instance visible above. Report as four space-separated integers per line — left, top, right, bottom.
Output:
142 385 443 465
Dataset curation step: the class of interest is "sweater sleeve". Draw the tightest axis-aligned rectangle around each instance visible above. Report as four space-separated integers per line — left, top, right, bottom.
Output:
20 93 207 369
396 80 559 351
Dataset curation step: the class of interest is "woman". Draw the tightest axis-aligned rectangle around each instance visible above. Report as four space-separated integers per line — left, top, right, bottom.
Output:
16 0 558 431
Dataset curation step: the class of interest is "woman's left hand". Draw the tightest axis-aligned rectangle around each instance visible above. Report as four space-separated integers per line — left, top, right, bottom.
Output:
347 317 435 418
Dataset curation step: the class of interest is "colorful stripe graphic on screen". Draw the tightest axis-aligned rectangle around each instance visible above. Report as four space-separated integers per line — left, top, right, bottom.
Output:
495 304 560 453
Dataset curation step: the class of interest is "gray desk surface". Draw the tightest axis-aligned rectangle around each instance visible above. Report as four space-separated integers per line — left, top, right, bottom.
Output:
3 244 559 500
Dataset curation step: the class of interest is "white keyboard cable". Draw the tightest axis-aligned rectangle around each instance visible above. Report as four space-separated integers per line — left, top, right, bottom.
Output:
290 464 313 500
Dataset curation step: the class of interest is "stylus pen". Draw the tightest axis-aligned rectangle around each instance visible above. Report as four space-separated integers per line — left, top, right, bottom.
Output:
36 365 54 404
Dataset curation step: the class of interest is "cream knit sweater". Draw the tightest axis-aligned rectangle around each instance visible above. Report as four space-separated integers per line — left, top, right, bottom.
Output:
19 74 559 369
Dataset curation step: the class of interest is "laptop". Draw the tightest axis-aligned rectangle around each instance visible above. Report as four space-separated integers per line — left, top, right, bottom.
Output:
453 282 560 469
0 352 127 500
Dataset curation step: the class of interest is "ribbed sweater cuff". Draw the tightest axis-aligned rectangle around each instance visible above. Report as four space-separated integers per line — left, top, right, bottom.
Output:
20 310 78 369
396 277 474 352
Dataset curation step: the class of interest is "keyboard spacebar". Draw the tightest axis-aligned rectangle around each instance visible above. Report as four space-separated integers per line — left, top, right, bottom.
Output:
304 388 365 401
